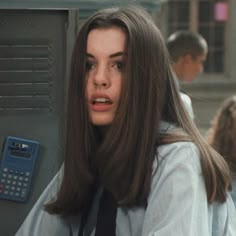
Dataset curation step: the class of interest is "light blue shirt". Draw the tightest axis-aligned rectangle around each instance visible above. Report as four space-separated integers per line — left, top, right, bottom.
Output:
180 92 194 120
231 177 236 207
16 127 236 236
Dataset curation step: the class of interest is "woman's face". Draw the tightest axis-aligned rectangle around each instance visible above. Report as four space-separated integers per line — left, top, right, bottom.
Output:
86 26 126 126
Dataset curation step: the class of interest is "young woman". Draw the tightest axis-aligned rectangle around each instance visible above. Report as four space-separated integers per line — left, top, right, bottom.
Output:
16 6 236 236
207 95 236 206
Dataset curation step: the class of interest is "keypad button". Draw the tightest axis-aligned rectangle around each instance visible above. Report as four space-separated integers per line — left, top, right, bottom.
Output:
21 190 27 198
8 174 13 179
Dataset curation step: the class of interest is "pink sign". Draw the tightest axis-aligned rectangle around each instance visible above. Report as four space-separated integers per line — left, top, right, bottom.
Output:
214 2 229 21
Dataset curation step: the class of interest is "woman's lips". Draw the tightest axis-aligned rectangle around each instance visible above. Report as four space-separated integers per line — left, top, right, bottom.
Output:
89 94 113 112
89 102 113 112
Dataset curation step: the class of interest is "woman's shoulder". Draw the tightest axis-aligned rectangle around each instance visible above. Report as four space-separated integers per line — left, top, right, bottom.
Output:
156 141 200 169
157 121 200 171
150 140 202 195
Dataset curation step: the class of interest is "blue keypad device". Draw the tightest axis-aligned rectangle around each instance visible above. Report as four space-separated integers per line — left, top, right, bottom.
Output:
0 136 39 202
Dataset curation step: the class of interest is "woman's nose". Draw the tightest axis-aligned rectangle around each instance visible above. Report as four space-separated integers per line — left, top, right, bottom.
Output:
93 66 110 88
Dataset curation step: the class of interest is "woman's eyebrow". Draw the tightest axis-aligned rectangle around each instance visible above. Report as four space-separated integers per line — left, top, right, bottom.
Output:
109 52 127 58
86 53 95 58
85 52 126 59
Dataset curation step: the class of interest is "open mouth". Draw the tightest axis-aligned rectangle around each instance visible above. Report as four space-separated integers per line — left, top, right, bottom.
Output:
92 97 112 105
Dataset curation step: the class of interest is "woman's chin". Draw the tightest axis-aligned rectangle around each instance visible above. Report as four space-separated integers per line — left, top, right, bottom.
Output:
90 115 114 126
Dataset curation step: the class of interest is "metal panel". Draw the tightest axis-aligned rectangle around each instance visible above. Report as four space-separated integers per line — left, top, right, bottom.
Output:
0 10 67 235
0 0 161 12
0 40 52 113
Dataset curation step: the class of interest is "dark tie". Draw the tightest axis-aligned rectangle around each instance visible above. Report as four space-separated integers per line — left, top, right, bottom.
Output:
78 189 117 236
95 189 117 236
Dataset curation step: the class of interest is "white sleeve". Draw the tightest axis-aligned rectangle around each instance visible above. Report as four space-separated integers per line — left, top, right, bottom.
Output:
142 142 210 236
180 93 194 120
15 165 71 236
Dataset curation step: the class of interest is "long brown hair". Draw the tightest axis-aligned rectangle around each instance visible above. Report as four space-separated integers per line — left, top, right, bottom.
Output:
207 95 236 174
45 6 231 216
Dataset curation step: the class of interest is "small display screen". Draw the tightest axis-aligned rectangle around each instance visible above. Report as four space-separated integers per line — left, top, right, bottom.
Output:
10 150 32 158
8 142 32 159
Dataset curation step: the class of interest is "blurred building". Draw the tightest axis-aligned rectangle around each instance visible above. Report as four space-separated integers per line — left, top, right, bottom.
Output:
156 0 236 132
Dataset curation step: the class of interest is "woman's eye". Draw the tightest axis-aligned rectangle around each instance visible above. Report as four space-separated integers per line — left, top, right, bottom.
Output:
114 61 125 71
86 61 94 71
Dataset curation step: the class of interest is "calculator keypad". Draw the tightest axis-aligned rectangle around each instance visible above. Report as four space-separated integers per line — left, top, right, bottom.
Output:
0 167 31 201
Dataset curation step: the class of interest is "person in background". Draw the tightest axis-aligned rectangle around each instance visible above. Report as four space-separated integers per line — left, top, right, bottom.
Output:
166 30 208 120
16 6 236 236
207 95 236 206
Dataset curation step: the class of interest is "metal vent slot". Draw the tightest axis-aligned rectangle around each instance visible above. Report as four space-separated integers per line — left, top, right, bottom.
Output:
0 71 50 83
0 96 50 109
0 83 49 96
0 43 52 114
0 45 49 58
0 58 49 70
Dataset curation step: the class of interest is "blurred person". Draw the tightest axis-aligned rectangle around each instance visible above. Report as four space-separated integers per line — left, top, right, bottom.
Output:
167 30 208 120
207 95 236 206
